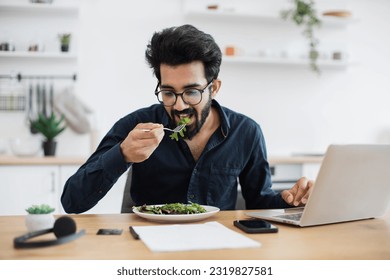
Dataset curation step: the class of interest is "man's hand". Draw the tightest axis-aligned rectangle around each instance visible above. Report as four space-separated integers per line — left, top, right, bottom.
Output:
120 123 164 163
281 177 314 206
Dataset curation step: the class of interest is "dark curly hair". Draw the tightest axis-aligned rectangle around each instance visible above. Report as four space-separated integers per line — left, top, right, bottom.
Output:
145 24 222 82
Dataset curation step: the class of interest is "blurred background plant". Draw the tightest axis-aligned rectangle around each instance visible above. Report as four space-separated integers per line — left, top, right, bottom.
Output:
281 0 321 73
26 204 55 214
30 113 66 142
58 33 71 52
30 113 66 156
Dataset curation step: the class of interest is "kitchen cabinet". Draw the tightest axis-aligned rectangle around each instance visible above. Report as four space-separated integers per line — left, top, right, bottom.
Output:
0 165 60 215
182 0 354 70
0 163 127 215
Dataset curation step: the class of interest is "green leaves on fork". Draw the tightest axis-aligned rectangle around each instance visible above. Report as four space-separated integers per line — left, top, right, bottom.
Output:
169 117 190 141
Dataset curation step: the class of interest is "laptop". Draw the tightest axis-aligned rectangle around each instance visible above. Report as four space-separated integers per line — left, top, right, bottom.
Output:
247 144 390 227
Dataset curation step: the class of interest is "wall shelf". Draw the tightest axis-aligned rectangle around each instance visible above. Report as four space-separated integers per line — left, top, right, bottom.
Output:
0 3 79 14
183 1 355 72
222 55 349 68
184 10 356 28
0 0 79 71
0 51 77 59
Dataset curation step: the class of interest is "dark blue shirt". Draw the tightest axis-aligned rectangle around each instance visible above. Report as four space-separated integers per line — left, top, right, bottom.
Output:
61 100 289 213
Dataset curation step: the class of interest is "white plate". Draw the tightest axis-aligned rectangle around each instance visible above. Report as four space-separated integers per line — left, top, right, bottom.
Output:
132 205 220 223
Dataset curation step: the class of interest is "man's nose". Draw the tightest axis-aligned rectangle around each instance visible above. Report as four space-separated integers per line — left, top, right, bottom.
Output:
173 95 188 111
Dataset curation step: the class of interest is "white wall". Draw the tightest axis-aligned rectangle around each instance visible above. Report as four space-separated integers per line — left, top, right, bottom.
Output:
77 0 184 149
1 0 390 157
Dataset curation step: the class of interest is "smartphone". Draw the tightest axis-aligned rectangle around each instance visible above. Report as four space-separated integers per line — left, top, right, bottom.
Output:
234 219 278 233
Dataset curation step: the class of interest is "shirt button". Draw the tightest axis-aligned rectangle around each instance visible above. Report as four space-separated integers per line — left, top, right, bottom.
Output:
189 194 195 199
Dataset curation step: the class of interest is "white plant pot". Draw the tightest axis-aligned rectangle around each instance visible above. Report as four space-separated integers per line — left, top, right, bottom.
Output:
25 213 55 232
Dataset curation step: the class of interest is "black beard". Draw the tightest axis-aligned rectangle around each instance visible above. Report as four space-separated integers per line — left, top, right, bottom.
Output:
169 94 213 140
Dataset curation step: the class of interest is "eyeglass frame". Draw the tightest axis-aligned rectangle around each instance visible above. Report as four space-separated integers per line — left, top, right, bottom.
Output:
154 80 214 107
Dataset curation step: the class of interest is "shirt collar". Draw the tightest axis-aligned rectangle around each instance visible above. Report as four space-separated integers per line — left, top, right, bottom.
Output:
212 99 230 138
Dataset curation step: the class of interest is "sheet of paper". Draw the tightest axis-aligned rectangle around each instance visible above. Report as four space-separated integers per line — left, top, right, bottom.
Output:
132 221 261 252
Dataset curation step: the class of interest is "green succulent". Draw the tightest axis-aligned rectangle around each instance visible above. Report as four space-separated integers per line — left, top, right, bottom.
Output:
58 33 71 45
26 204 55 214
30 113 66 141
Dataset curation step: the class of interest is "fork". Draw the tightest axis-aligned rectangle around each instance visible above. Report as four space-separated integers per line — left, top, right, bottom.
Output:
163 123 186 133
141 123 186 133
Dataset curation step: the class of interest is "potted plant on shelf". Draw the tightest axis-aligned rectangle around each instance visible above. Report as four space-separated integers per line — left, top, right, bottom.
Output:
58 33 71 52
281 0 321 74
25 204 55 232
30 113 66 156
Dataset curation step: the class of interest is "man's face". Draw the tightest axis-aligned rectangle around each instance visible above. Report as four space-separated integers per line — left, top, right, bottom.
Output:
159 61 214 139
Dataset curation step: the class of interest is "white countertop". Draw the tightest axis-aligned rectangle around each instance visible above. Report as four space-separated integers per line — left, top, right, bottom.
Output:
0 155 86 166
268 155 323 165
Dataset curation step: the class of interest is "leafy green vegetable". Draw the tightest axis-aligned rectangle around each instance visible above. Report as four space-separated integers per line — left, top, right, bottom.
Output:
134 203 207 215
169 117 190 141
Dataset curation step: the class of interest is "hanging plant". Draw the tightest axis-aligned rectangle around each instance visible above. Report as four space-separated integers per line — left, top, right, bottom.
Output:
281 0 321 73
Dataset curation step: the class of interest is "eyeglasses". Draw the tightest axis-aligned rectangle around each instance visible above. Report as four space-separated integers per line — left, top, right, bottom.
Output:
155 80 213 107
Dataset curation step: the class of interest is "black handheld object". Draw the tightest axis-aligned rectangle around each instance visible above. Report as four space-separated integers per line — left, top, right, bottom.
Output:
14 216 85 249
234 219 278 233
129 226 139 240
97 228 123 235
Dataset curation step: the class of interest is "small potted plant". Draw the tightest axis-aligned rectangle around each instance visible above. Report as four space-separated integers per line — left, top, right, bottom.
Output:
30 113 66 156
25 204 55 232
58 33 71 52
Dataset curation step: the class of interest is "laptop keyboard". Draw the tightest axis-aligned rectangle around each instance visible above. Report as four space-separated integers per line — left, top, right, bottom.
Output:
275 212 303 221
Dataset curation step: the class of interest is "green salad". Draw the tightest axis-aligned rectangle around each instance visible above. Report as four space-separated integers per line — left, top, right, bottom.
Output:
169 117 190 141
133 203 207 215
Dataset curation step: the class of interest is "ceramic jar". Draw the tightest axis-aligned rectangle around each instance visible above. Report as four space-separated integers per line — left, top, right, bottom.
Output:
25 213 55 232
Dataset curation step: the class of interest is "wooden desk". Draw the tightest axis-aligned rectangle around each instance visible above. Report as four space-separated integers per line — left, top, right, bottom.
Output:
1 210 390 260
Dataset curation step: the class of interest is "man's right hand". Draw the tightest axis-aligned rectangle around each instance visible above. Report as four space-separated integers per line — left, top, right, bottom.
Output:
120 123 164 163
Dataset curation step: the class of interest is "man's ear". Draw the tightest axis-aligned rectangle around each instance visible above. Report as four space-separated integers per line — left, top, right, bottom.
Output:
211 79 221 99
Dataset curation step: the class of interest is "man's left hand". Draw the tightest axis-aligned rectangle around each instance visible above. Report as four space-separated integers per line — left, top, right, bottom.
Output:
281 177 314 206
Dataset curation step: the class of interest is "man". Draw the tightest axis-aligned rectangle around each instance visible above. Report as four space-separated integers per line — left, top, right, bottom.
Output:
61 24 313 214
